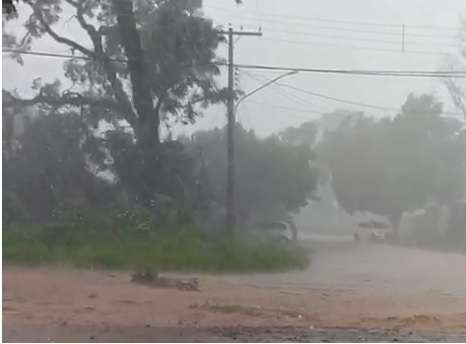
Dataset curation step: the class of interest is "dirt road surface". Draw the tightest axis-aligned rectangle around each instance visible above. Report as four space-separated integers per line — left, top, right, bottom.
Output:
3 236 466 342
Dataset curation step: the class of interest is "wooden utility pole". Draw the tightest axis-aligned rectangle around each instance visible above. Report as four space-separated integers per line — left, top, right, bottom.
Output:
218 27 262 232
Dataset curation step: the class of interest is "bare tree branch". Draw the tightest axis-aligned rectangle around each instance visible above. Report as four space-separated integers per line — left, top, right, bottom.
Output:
60 0 139 127
24 0 95 57
63 0 101 53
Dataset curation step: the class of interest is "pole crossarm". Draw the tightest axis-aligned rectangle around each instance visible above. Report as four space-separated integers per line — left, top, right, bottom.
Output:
216 30 263 37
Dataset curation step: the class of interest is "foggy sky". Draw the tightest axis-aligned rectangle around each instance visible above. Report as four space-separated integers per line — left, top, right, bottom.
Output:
3 0 466 136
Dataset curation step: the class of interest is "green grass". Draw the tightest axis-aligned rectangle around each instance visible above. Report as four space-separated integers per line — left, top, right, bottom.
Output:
3 223 310 272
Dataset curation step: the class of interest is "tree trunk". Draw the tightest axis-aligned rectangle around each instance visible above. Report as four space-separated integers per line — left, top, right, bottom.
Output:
135 120 159 151
112 0 159 147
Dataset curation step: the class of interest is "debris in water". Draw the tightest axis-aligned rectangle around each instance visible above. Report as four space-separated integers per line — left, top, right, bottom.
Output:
131 272 199 291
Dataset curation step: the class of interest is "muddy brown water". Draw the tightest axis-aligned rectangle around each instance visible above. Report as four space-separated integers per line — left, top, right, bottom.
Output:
3 236 466 342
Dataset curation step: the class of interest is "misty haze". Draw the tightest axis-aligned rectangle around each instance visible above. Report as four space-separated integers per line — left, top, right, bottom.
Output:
2 0 466 342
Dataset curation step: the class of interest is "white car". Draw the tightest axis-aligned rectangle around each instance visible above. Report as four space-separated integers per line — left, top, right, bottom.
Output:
253 221 293 242
354 221 391 243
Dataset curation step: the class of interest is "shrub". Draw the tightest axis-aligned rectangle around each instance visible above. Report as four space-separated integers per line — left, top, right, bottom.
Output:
3 223 309 272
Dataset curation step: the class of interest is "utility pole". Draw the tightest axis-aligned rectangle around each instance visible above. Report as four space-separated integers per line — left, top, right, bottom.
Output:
218 27 262 232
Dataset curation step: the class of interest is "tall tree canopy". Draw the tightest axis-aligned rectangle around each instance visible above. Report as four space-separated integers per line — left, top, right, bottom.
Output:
3 0 232 212
279 121 318 147
3 107 113 223
3 0 226 148
317 94 466 234
191 125 319 227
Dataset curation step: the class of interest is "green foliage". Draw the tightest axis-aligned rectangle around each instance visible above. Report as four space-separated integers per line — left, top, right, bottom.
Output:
402 202 466 252
4 0 226 139
2 107 316 233
138 0 226 120
105 130 201 213
2 0 310 273
2 0 232 227
3 110 113 223
279 121 318 147
318 94 466 228
192 125 319 225
3 223 310 272
2 107 206 226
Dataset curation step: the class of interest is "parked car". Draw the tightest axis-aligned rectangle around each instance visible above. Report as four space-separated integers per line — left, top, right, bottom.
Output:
252 220 293 242
354 221 392 243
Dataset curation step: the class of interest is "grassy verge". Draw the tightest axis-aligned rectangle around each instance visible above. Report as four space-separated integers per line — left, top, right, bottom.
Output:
3 223 309 272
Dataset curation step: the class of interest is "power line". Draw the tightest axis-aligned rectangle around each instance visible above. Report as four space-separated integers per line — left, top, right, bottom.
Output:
3 49 89 60
2 48 126 63
3 43 455 78
250 98 464 121
261 37 453 56
206 4 463 32
210 6 462 54
243 65 396 112
209 8 462 40
275 82 397 111
246 99 324 116
262 28 459 48
4 49 463 118
206 5 392 28
261 18 458 39
221 62 466 78
242 70 334 110
234 94 464 120
5 49 466 78
243 70 465 118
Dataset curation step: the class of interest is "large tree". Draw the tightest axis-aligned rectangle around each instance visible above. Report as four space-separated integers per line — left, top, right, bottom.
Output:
279 121 318 147
3 0 225 148
3 0 231 212
191 125 319 228
318 94 466 235
3 107 112 223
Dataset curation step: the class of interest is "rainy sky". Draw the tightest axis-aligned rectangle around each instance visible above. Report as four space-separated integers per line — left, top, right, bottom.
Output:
3 0 466 136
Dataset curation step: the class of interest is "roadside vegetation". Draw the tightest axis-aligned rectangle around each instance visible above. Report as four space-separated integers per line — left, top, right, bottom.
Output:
2 115 314 272
3 0 465 272
3 0 316 273
3 220 309 272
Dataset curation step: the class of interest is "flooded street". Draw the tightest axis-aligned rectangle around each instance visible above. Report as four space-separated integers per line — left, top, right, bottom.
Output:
4 236 466 342
224 235 466 297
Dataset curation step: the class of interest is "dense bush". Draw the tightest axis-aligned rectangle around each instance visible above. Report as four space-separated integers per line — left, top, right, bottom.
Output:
3 223 310 272
2 108 315 272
